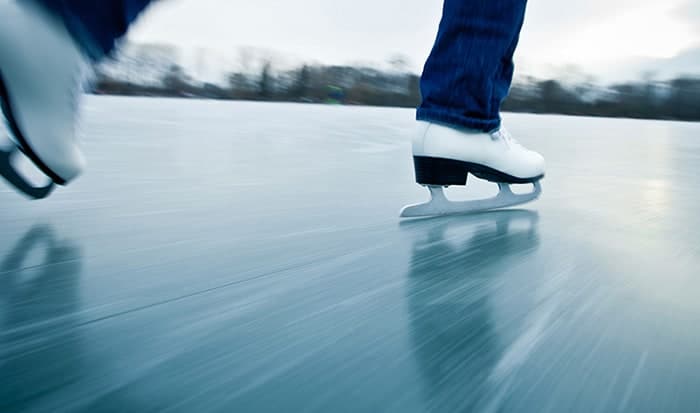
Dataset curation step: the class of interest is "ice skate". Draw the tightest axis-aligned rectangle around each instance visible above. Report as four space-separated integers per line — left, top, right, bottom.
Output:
0 0 89 199
400 122 544 218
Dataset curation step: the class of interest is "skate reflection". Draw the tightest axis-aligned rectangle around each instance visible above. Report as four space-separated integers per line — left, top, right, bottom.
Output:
0 225 83 411
403 210 540 412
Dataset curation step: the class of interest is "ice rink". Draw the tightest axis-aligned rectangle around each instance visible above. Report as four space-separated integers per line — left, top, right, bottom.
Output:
2 97 700 412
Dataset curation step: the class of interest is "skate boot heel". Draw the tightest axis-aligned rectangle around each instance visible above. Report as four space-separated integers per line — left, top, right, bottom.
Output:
413 156 469 186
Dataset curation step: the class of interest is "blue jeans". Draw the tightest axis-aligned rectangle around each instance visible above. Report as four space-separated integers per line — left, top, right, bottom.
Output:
35 0 526 132
417 0 528 132
33 0 152 60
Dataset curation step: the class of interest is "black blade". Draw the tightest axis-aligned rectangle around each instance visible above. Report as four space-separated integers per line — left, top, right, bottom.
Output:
0 147 54 199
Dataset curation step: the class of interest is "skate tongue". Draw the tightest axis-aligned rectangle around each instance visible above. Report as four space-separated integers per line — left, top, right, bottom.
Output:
491 127 524 149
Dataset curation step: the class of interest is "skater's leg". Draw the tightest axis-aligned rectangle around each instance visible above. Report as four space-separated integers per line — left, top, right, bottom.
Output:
31 0 154 60
417 0 528 132
402 0 544 217
0 0 154 198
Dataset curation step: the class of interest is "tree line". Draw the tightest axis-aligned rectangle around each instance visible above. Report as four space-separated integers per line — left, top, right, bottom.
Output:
94 62 700 122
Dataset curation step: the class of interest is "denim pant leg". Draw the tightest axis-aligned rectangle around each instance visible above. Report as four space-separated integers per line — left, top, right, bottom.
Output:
31 0 154 60
417 0 528 132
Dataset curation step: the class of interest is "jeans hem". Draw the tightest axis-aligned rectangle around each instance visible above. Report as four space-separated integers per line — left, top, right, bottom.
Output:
33 0 106 61
63 15 107 61
416 108 501 133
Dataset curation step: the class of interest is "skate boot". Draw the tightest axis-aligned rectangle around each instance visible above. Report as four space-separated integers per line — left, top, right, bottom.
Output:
0 0 89 199
400 122 545 217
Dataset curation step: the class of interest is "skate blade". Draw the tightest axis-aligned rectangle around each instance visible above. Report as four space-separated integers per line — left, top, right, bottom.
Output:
400 181 542 218
0 147 55 199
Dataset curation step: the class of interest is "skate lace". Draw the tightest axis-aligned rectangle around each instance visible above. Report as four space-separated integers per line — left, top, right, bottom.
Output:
491 127 523 149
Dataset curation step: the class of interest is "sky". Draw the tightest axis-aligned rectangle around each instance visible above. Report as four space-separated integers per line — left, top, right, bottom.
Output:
129 0 700 81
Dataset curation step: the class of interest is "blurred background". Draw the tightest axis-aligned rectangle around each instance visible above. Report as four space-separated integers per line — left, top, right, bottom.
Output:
3 1 700 412
93 0 700 121
0 0 700 413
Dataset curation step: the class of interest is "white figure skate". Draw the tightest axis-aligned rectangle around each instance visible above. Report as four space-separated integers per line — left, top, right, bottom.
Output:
400 122 544 218
0 0 89 199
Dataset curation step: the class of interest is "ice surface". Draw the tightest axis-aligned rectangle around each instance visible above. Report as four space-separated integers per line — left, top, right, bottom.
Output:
1 97 700 412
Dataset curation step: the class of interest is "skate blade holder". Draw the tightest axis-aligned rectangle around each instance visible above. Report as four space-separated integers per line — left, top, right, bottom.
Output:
400 181 542 218
0 71 56 200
